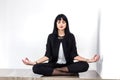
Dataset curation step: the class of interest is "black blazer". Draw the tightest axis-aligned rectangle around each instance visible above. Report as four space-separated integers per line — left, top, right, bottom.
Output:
45 33 78 64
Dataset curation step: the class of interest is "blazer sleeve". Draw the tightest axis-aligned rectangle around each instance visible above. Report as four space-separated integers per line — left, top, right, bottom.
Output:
44 34 52 59
70 34 78 59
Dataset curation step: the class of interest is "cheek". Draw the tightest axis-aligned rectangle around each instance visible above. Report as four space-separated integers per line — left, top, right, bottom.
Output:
64 24 67 28
57 24 60 28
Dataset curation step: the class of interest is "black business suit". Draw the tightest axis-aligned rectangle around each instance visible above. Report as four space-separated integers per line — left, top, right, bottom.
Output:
32 33 89 76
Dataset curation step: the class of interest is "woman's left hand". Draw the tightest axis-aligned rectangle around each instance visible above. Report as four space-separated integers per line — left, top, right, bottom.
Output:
88 54 100 63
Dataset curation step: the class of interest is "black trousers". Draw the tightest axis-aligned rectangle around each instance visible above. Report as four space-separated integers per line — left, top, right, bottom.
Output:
32 61 89 76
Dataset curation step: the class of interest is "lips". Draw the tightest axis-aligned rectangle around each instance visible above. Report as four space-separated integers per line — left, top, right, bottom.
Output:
60 26 63 28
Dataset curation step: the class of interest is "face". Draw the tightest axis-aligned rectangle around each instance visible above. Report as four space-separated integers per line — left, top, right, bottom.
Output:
56 18 66 31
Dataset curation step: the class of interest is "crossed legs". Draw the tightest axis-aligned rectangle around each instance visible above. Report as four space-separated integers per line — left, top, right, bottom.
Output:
52 67 72 76
32 61 89 76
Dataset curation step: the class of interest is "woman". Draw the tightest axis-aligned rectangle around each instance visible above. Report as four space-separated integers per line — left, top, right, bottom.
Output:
22 14 100 76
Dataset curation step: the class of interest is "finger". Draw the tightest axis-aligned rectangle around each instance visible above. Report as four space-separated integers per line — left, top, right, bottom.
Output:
22 59 25 62
26 57 29 60
93 55 97 59
96 55 100 61
97 55 100 60
94 54 99 58
25 57 29 61
94 54 98 57
22 59 27 64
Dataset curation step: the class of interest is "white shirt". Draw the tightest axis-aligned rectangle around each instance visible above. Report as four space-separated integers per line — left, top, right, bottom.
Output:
57 42 66 64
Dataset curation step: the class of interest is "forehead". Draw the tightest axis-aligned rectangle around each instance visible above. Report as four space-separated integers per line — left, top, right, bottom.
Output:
57 18 65 21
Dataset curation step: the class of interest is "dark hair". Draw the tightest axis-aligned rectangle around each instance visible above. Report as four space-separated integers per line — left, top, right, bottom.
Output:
52 14 70 35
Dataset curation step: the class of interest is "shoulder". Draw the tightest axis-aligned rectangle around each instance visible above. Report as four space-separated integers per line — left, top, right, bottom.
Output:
67 33 75 39
48 33 57 39
65 33 76 42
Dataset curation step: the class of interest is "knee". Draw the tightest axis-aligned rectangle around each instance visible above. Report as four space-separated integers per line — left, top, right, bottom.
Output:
32 64 38 74
32 64 52 76
78 61 89 72
83 61 89 71
32 64 43 74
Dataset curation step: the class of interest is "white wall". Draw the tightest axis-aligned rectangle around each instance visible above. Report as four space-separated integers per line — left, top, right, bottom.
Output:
0 0 99 73
1 0 120 79
100 0 120 79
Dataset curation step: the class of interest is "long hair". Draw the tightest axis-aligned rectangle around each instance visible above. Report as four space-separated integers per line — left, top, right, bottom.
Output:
52 14 70 35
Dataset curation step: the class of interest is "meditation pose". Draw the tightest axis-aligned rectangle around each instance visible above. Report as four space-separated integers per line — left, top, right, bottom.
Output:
22 14 100 76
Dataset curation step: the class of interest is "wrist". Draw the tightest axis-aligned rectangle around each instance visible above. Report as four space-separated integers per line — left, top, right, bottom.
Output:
36 61 38 64
33 61 38 65
85 59 90 63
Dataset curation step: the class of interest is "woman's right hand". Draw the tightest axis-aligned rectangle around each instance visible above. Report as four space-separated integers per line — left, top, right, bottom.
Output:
22 57 36 66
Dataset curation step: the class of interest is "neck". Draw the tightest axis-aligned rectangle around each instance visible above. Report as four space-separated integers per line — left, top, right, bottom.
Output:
58 30 65 36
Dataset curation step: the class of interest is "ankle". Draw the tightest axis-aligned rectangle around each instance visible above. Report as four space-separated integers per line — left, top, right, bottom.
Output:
54 67 68 72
